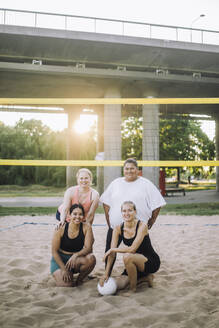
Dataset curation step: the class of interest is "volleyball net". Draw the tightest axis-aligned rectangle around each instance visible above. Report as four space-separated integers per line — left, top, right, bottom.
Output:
0 160 219 167
0 97 218 168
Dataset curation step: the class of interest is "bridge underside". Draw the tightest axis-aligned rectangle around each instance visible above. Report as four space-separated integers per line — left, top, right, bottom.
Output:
0 70 219 116
0 25 219 190
1 24 219 115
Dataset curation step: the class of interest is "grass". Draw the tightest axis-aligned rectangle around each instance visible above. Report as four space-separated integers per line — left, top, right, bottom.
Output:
1 203 219 217
160 203 219 216
0 182 216 197
0 207 58 217
0 185 66 197
167 181 216 192
0 183 218 216
0 205 105 217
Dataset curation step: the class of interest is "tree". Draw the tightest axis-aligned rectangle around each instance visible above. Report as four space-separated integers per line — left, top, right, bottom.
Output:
122 116 143 160
0 118 97 186
0 119 67 186
121 115 215 180
159 118 215 161
159 117 215 181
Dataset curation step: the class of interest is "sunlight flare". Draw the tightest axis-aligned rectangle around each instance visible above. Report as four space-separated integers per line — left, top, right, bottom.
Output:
73 114 97 134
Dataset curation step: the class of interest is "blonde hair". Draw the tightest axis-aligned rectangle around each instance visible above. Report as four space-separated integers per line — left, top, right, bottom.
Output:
76 168 93 182
121 201 136 211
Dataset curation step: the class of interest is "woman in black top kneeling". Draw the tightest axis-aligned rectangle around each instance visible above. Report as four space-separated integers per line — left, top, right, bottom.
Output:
100 201 160 293
51 203 96 287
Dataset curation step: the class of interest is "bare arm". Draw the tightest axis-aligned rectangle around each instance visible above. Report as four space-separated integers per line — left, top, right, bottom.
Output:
60 187 76 223
99 226 120 286
147 207 161 229
103 203 111 228
86 190 100 225
51 227 66 272
77 224 94 256
104 222 148 257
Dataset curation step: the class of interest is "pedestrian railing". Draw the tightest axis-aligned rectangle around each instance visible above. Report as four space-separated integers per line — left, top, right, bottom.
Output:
0 8 219 45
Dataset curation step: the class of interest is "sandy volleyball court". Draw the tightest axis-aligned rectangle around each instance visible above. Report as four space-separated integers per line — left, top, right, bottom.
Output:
0 213 218 328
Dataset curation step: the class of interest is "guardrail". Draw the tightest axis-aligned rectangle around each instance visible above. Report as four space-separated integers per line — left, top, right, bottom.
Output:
0 8 219 45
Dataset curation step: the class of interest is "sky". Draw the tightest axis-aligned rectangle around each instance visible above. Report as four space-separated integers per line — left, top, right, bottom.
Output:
1 0 219 30
0 0 217 138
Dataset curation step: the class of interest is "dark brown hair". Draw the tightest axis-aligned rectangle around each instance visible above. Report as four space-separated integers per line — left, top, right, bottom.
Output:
123 158 138 168
69 203 85 217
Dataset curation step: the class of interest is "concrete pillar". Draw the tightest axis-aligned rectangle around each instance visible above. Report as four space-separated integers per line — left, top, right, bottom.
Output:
104 87 122 188
96 106 104 195
66 106 81 187
142 97 159 187
215 116 219 192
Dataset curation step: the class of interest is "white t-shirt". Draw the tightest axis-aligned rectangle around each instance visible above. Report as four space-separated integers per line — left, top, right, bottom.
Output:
100 177 166 228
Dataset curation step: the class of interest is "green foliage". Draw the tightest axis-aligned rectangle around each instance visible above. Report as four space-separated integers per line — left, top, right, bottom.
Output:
0 184 65 197
0 207 58 217
122 116 143 159
0 114 215 186
159 118 215 161
121 115 215 178
159 117 215 179
160 202 219 216
0 118 97 186
0 203 218 216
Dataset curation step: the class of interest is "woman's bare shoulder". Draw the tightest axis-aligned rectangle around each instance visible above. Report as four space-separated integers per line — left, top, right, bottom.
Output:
114 224 122 234
91 188 100 198
82 222 93 233
53 223 65 237
138 221 148 233
65 186 77 195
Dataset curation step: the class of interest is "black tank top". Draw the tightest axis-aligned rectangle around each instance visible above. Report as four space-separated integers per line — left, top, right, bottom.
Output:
60 222 85 253
120 220 158 258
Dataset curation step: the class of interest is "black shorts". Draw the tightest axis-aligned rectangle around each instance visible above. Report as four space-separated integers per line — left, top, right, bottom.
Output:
56 210 61 221
122 254 160 279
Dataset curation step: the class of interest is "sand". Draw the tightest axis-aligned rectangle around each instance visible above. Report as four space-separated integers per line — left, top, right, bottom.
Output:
0 213 219 328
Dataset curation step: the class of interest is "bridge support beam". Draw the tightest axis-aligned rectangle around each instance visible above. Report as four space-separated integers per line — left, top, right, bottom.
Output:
142 96 160 187
216 115 219 192
104 88 121 188
96 106 104 195
66 106 81 187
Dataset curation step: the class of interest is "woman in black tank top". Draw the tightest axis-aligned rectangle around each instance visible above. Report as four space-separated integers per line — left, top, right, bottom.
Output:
51 204 96 287
99 201 160 293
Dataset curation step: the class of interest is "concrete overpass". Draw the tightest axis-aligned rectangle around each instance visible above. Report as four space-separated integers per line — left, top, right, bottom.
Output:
0 11 219 191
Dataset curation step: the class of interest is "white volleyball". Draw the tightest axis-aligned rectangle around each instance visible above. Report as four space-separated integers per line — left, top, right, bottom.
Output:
97 277 117 296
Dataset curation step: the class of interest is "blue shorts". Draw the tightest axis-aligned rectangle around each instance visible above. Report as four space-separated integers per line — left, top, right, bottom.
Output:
56 210 61 221
50 251 74 274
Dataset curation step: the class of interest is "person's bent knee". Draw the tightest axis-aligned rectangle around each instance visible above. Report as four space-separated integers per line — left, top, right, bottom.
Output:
53 270 74 287
81 254 96 268
123 253 134 266
87 253 96 266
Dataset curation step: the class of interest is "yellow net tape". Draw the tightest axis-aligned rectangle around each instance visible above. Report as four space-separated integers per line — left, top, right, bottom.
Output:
1 97 219 105
0 98 217 168
0 160 219 167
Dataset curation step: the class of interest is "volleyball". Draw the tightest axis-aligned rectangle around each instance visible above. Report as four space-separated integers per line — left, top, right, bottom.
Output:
97 277 117 296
